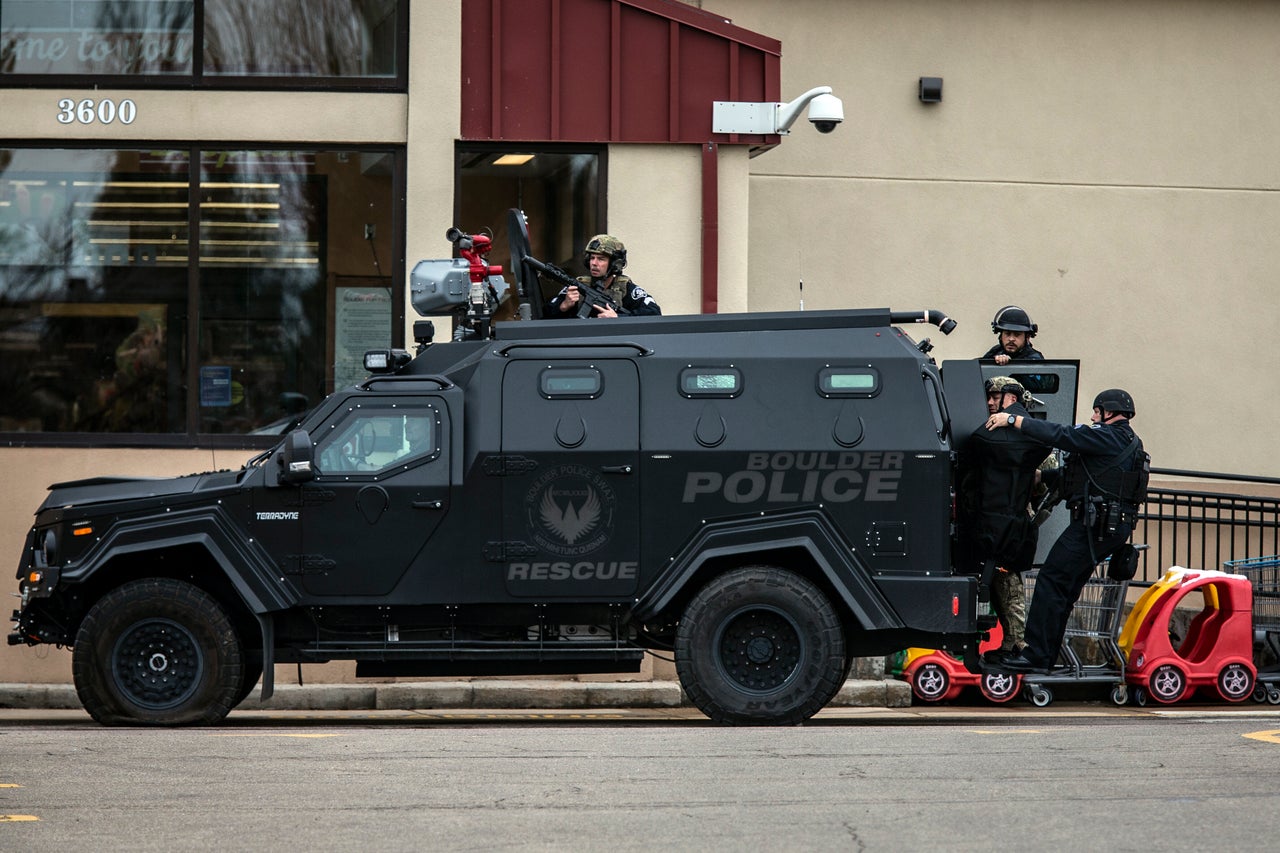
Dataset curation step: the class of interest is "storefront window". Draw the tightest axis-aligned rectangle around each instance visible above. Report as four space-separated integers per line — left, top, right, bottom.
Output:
204 0 399 79
1 0 402 84
1 1 195 76
0 145 400 443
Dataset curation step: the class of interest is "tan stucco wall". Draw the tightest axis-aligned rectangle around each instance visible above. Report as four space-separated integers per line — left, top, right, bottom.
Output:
605 145 704 316
717 0 1280 477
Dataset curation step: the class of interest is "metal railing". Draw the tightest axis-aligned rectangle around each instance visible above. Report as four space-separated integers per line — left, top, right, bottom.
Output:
1133 468 1280 583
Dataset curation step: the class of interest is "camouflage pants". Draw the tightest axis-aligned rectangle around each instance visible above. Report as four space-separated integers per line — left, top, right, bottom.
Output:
992 569 1026 650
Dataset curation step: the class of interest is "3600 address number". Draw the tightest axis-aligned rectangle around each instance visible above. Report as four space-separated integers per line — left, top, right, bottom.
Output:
56 98 138 125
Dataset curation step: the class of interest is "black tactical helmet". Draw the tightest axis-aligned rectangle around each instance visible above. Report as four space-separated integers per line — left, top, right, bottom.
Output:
583 234 627 276
1092 388 1135 418
991 305 1037 336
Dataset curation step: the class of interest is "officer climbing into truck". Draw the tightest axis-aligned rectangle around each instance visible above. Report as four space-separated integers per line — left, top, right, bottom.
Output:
958 377 1051 662
983 388 1149 674
545 234 661 318
983 305 1043 365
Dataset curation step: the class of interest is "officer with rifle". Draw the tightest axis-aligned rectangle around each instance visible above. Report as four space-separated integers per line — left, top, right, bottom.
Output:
540 234 662 318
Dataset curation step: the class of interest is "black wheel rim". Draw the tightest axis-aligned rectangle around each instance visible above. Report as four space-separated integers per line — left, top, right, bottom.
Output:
111 618 204 710
714 605 804 694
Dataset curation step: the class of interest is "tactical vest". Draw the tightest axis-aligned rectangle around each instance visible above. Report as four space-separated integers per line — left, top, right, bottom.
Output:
1063 436 1149 510
577 274 630 306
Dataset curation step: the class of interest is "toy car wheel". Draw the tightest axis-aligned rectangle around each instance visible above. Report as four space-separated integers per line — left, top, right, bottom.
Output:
72 578 244 726
912 662 951 702
1215 663 1254 703
1026 684 1053 707
1147 663 1187 704
979 671 1020 703
675 566 846 726
1110 684 1129 706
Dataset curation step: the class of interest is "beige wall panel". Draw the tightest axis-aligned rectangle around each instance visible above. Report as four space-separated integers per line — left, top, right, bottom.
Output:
748 176 1278 475
403 0 462 344
717 145 752 314
723 0 1280 187
606 145 703 316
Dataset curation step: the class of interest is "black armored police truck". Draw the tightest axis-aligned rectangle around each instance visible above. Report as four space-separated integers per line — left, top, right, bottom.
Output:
9 218 1080 727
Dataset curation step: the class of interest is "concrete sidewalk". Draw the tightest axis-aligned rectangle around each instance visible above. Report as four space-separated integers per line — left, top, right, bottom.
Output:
0 678 910 712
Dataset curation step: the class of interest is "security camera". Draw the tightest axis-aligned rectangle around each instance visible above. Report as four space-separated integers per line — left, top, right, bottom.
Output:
808 93 844 134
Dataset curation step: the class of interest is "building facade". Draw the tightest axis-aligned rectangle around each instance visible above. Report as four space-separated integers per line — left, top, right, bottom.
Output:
3 0 1278 684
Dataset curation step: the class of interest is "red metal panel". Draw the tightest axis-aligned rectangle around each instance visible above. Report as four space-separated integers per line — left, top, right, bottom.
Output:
617 4 674 141
558 0 613 140
461 0 781 146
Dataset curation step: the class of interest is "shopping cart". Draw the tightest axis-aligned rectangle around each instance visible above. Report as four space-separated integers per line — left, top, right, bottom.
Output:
1223 555 1280 704
1019 566 1132 707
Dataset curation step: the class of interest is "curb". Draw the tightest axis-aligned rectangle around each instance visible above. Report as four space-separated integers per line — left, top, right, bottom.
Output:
0 679 911 712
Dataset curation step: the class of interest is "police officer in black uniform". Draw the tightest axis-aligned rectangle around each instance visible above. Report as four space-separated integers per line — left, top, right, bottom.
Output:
982 388 1148 673
545 234 661 318
983 305 1044 365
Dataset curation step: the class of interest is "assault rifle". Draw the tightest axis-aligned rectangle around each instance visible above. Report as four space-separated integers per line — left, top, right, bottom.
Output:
520 254 631 318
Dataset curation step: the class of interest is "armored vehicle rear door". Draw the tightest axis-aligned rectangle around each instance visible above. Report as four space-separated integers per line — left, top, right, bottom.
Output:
271 396 452 598
945 359 1080 564
497 359 642 598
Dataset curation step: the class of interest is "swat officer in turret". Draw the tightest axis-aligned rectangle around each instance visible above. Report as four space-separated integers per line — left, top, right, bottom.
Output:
983 305 1043 365
546 234 662 318
983 388 1149 674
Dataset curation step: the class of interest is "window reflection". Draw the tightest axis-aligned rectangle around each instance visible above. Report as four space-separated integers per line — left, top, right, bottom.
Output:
0 0 194 76
0 146 398 439
0 149 188 434
204 0 398 78
0 0 401 81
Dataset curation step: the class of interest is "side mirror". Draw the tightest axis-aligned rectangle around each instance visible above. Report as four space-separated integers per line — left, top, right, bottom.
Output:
278 428 315 484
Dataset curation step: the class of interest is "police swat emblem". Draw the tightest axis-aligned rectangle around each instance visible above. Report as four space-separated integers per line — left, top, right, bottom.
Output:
526 465 616 556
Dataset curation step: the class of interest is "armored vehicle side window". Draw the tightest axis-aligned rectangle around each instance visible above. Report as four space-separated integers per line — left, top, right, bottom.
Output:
679 367 742 398
540 368 602 399
1011 373 1059 394
817 367 880 398
315 407 439 475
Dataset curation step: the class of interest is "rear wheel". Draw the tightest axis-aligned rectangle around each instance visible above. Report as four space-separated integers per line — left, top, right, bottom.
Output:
911 662 951 703
676 566 845 725
1215 663 1254 703
72 579 243 726
979 671 1021 703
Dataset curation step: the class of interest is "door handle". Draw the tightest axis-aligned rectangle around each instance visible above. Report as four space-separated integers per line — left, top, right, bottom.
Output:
600 465 633 475
412 500 444 510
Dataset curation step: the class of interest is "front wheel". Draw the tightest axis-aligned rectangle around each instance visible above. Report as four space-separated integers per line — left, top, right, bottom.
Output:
72 578 244 725
675 566 846 725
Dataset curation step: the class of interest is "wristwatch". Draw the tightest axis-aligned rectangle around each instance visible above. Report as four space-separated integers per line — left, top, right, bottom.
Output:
1007 414 1017 426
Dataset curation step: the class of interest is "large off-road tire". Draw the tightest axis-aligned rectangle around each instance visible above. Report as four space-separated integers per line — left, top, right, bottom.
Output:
675 566 846 725
72 579 244 726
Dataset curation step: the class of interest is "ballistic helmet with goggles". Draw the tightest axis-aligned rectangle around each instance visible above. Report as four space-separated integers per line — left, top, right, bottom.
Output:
583 234 627 276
